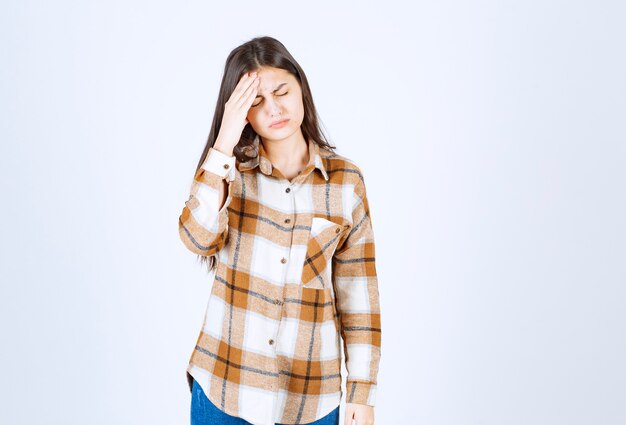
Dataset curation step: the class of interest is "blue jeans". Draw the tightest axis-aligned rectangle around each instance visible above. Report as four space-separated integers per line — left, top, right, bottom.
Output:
190 378 340 425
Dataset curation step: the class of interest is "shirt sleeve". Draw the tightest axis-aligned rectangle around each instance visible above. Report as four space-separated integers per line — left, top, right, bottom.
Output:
178 147 236 256
331 174 381 406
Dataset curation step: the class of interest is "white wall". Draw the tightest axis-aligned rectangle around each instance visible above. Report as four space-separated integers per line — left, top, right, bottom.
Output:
1 0 624 424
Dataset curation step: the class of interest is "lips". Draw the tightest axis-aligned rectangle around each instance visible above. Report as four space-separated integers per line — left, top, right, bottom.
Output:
269 118 289 128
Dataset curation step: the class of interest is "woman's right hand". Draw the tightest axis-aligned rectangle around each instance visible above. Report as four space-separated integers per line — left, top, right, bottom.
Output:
214 71 260 156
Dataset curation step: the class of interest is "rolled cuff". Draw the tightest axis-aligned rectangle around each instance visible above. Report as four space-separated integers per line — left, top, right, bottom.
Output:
346 380 377 406
201 147 236 182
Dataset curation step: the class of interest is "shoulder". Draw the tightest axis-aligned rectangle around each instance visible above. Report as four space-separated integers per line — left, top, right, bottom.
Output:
318 145 366 187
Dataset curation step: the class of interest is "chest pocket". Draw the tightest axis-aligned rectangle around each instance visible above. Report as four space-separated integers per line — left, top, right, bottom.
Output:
300 217 346 289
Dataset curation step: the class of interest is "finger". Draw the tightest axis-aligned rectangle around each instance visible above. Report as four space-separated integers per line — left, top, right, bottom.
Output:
236 77 259 109
244 78 260 107
231 72 258 104
228 73 251 102
233 75 258 108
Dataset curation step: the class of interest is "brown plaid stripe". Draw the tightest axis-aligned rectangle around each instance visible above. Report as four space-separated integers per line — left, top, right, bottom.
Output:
179 138 381 425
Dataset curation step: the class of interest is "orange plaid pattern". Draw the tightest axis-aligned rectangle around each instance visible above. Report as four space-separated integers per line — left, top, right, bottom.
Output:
178 137 381 425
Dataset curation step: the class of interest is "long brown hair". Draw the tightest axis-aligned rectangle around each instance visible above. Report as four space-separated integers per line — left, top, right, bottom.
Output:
193 35 337 272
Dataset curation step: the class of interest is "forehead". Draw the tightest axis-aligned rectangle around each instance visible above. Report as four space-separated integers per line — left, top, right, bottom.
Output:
255 66 296 86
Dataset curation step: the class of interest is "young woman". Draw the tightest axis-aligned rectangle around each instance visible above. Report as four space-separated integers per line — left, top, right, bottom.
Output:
178 36 381 425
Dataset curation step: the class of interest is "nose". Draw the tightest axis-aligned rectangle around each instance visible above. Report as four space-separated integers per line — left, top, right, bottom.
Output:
264 98 283 117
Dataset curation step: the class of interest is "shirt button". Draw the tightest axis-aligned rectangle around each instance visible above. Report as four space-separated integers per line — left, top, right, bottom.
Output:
280 257 287 264
223 163 230 169
285 187 291 193
268 339 275 345
335 227 341 233
284 218 291 224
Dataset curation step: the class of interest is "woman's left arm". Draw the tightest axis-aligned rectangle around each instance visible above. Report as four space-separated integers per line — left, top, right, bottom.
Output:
331 172 381 425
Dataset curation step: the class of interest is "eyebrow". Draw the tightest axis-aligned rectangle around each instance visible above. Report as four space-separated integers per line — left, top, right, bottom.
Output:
255 82 288 98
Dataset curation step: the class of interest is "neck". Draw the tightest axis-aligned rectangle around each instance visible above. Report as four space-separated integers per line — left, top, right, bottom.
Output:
261 132 309 171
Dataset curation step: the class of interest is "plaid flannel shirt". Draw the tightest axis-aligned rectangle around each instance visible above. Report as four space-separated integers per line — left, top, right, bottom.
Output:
178 138 381 425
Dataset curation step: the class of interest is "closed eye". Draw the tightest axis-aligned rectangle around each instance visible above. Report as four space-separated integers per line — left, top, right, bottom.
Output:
252 91 288 108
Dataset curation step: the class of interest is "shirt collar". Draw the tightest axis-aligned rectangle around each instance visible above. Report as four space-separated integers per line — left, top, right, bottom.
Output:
237 137 329 181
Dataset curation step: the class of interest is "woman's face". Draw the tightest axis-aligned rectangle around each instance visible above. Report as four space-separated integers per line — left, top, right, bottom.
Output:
246 66 304 143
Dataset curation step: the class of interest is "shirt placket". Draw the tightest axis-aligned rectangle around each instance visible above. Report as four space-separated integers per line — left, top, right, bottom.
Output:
273 174 305 422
